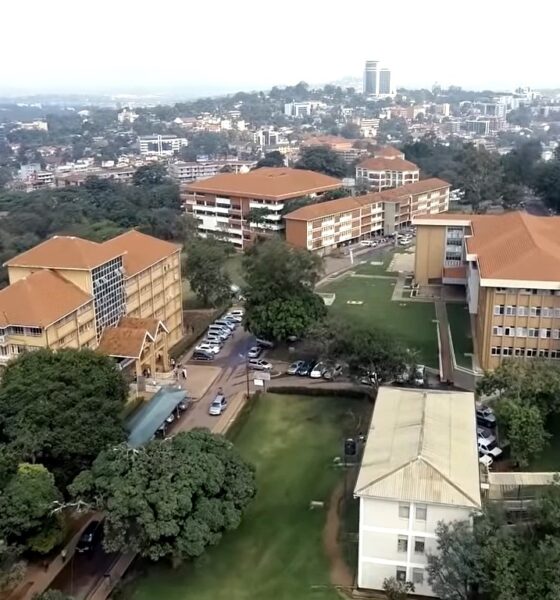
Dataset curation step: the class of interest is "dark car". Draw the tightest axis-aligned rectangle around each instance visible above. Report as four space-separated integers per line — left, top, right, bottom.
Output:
476 405 497 429
76 520 103 554
296 360 315 376
192 350 214 361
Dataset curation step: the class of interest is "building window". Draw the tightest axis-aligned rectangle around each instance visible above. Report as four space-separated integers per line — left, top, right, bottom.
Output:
414 538 426 554
541 328 551 338
514 347 524 357
526 348 537 357
396 567 407 583
503 327 515 337
491 346 500 356
412 568 424 585
528 328 538 338
492 326 503 336
399 503 410 519
530 307 541 317
415 504 427 520
542 307 554 318
495 287 506 293
505 305 515 316
517 306 529 317
516 327 527 337
502 347 513 356
494 305 504 316
398 536 408 553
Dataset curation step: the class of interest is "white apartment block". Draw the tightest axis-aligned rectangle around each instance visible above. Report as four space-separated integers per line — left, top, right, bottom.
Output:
169 160 256 183
138 135 188 156
284 102 313 117
354 388 481 596
356 156 419 192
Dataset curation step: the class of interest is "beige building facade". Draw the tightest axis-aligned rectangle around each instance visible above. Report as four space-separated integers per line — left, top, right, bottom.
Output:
0 230 183 376
413 212 560 370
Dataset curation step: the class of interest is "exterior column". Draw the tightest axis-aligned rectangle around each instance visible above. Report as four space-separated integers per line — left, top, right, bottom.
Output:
149 346 156 377
162 333 170 371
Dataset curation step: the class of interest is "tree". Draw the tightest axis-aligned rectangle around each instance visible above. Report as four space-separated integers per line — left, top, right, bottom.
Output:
426 520 483 600
501 139 542 186
383 577 415 600
0 167 12 190
0 541 25 593
0 349 127 488
495 399 549 467
70 431 256 563
185 237 232 307
459 145 503 211
533 158 560 211
133 164 167 186
295 146 347 178
255 151 285 168
245 207 274 227
339 123 361 139
0 464 64 554
242 238 325 341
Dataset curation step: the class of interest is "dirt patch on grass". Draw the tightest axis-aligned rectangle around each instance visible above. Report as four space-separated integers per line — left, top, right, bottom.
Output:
324 479 354 589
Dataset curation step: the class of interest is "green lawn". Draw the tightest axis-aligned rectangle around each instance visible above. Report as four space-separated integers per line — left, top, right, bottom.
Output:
528 413 560 472
352 247 409 277
128 394 368 600
320 276 438 368
446 303 474 369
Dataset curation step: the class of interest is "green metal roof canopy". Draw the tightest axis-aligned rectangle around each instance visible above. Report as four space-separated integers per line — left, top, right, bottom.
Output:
126 387 187 448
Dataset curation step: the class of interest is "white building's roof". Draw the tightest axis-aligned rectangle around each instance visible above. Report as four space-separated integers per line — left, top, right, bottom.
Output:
354 387 481 509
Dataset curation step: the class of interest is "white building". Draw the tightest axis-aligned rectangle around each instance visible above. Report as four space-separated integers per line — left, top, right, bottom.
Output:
118 108 139 123
355 387 481 596
168 160 256 183
363 60 395 98
284 102 313 118
138 135 188 156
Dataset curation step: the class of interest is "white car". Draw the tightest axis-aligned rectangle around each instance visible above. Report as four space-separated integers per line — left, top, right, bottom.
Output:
230 309 244 318
225 313 243 323
310 362 326 378
247 345 262 359
195 342 220 355
477 428 496 445
479 454 494 469
478 440 502 458
248 358 272 371
359 240 373 247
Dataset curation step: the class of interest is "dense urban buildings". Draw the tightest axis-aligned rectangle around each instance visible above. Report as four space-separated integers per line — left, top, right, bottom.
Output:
284 178 450 253
356 147 420 191
0 230 183 376
413 211 560 370
183 167 341 248
355 387 481 596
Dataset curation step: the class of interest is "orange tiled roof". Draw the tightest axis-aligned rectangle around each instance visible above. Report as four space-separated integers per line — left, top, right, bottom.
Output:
101 230 180 277
373 146 405 158
97 327 150 359
358 156 419 172
417 211 560 282
4 236 125 270
119 316 168 338
302 135 356 150
380 178 450 201
185 167 342 201
0 270 92 328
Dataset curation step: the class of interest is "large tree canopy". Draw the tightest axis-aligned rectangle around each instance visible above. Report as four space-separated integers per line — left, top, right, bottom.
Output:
0 348 127 487
242 238 326 341
295 146 347 178
70 430 256 563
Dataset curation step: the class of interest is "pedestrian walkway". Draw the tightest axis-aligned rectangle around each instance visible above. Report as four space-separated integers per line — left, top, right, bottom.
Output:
434 301 454 383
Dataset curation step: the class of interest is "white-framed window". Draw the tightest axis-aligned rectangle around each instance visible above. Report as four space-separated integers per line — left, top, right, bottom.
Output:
528 328 538 338
553 330 560 339
414 537 426 554
505 306 516 316
526 348 537 357
516 327 527 337
398 535 408 553
514 347 524 357
415 504 427 520
494 305 504 316
517 306 529 317
542 307 554 318
502 347 513 356
492 326 503 336
504 327 515 337
412 568 424 585
399 503 410 519
554 308 560 318
491 346 500 356
396 567 407 583
541 328 551 339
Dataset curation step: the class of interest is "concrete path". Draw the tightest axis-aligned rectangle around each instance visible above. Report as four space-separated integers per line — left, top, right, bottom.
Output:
434 301 454 384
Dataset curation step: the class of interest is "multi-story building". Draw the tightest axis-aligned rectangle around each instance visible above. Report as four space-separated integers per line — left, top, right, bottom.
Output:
355 387 481 596
138 135 188 156
284 102 313 117
183 167 341 249
168 160 256 183
302 135 368 164
363 60 394 97
284 178 450 254
413 211 560 370
0 230 183 376
356 148 419 191
253 129 281 147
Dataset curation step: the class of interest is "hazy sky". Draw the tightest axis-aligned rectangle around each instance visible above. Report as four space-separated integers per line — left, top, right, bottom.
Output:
1 0 558 95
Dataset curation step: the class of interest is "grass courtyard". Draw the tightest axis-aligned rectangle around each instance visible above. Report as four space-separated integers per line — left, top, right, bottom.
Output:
446 303 474 369
128 393 369 600
320 275 438 368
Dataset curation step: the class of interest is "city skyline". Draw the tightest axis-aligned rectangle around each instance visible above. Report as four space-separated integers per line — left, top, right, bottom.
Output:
1 0 559 95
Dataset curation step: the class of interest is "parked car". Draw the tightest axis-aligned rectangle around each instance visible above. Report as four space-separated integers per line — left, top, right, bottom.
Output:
204 335 224 347
214 319 236 331
296 360 315 376
230 308 244 318
165 413 175 424
76 520 104 554
476 404 497 429
310 361 327 378
195 342 220 355
207 326 230 340
360 371 378 386
478 439 502 458
287 360 305 375
323 363 343 380
477 428 496 445
192 350 214 361
208 393 227 416
247 345 263 359
359 239 373 247
178 401 188 412
479 454 494 469
248 358 272 371
224 312 243 323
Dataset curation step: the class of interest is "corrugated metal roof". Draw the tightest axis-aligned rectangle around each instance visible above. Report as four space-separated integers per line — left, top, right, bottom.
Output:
354 387 481 509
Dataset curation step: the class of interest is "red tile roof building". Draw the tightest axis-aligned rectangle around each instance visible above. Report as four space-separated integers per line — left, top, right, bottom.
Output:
356 147 419 191
284 178 450 254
